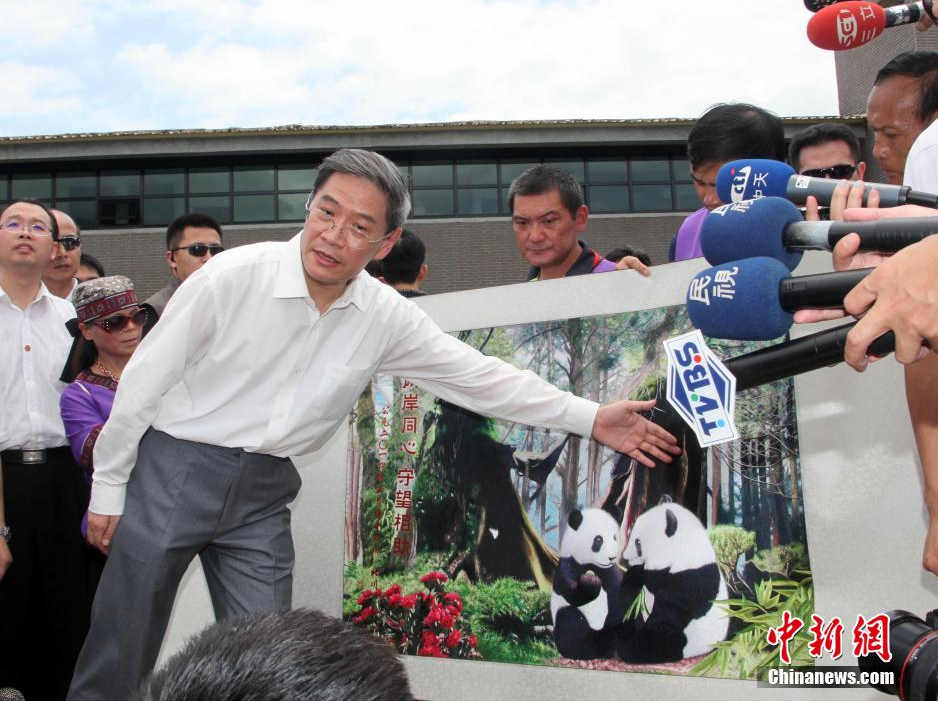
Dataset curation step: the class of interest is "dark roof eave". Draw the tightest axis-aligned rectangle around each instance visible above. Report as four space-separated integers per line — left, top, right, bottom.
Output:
0 115 867 145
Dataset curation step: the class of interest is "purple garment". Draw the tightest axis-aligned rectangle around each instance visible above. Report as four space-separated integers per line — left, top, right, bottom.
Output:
673 207 708 262
60 370 117 537
591 257 617 273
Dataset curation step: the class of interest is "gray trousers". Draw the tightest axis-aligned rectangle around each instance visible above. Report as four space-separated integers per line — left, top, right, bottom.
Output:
67 429 301 701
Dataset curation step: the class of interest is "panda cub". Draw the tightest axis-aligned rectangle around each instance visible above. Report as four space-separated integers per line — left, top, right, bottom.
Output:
616 496 728 663
550 508 624 660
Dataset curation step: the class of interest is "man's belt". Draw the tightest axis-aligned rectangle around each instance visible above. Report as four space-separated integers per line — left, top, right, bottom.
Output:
1 447 71 465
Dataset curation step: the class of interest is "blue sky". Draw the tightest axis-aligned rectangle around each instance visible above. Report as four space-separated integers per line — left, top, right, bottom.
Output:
3 0 840 138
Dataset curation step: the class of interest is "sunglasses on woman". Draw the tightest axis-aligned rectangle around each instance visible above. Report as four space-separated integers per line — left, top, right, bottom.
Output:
91 309 149 333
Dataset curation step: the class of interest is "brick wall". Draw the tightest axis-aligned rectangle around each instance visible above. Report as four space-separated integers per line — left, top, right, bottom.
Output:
78 212 688 300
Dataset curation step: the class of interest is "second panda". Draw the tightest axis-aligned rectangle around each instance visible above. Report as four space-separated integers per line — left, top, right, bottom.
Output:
616 496 729 664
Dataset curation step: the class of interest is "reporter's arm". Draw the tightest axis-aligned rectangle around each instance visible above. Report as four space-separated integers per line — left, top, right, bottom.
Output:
907 355 938 576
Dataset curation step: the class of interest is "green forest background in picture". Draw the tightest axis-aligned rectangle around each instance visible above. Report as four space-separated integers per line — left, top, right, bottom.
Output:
343 305 812 679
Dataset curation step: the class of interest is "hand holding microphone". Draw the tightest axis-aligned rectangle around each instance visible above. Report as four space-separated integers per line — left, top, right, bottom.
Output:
841 224 938 371
794 203 938 324
803 178 881 222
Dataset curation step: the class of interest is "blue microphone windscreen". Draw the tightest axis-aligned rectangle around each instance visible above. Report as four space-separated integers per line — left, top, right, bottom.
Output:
687 257 793 341
700 196 804 271
715 159 794 204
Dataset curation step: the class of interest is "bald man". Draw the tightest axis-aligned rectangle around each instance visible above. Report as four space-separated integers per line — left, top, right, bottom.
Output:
42 209 82 300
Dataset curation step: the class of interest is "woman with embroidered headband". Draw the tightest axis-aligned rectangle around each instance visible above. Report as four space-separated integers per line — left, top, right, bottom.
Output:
59 276 147 588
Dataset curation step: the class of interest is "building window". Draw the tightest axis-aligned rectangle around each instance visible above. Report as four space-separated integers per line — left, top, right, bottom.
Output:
56 173 96 198
11 174 52 200
233 194 275 223
278 193 309 222
56 200 97 229
145 170 185 195
233 166 274 192
100 171 140 197
0 152 699 228
412 189 454 217
143 197 186 227
99 199 141 226
188 195 229 223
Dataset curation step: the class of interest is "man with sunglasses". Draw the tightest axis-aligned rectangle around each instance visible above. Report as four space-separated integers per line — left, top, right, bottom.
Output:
141 213 223 333
42 209 83 300
0 200 93 700
789 123 866 184
69 149 680 700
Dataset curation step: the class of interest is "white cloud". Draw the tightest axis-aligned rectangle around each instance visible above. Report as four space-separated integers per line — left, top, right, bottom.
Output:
1 0 119 48
0 62 83 118
3 0 842 135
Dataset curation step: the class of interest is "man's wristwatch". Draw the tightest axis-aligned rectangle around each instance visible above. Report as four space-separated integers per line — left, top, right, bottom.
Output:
0 526 10 542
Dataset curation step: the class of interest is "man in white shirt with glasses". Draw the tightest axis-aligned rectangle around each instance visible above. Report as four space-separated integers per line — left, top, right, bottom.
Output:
69 149 681 700
0 200 91 700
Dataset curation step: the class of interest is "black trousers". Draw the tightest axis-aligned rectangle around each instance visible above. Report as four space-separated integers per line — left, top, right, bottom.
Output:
0 449 94 700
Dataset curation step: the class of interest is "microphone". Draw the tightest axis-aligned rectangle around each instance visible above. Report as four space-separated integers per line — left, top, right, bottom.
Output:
716 159 938 208
700 196 938 268
687 257 872 340
787 173 938 208
807 1 934 51
724 323 896 391
715 159 794 204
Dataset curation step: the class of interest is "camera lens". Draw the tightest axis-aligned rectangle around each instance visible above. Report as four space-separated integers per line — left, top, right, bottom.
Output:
858 610 938 700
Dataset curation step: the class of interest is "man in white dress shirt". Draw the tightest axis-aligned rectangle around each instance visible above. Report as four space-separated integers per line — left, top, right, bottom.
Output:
69 150 680 700
0 200 91 699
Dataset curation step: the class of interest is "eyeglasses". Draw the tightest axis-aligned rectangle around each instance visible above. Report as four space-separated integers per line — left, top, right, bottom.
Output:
800 164 857 180
304 194 391 250
59 236 81 251
91 309 148 333
171 243 225 257
0 220 52 237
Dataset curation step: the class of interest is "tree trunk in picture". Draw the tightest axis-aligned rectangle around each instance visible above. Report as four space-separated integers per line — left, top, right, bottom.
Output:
557 318 585 543
356 390 378 566
621 378 704 535
429 402 560 590
740 439 753 534
710 447 722 528
770 444 793 547
346 409 362 563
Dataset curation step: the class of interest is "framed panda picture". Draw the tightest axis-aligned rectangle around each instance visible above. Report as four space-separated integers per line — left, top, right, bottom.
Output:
342 275 813 682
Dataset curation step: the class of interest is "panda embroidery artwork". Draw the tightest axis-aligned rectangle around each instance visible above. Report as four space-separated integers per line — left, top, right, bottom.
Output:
550 508 624 660
616 496 729 664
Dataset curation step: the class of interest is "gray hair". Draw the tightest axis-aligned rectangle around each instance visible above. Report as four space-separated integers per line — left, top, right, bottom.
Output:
313 149 411 232
508 165 584 218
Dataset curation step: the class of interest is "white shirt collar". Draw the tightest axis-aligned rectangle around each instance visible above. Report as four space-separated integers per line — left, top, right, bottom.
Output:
0 279 57 307
273 233 368 312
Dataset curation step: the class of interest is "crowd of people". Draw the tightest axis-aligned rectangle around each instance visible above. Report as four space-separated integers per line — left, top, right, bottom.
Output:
2 43 938 701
